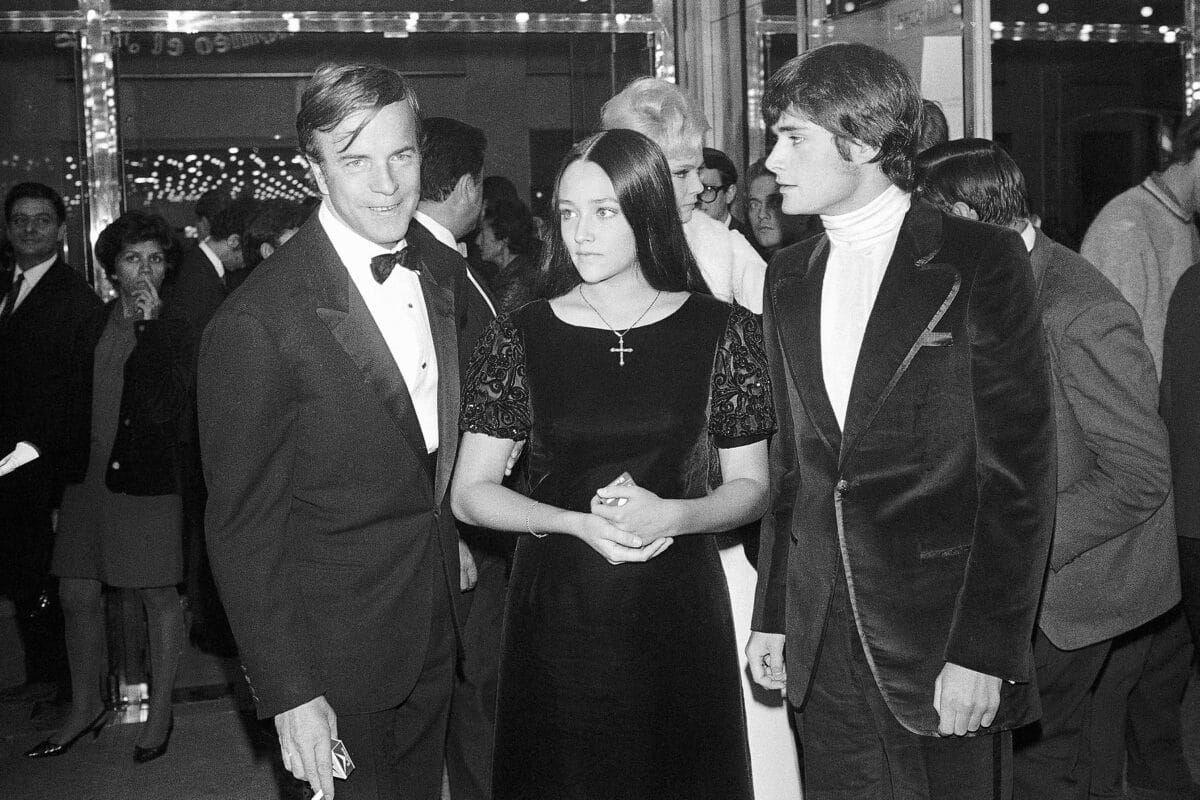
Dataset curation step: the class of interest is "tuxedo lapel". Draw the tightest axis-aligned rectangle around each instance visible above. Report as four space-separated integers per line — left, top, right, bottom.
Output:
408 244 460 507
307 222 431 472
840 204 959 466
775 238 842 457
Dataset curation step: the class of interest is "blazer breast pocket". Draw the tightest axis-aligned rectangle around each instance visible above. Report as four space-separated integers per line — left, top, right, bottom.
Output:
917 331 954 348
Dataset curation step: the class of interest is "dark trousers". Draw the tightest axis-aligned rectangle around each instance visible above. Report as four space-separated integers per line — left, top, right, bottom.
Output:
1013 630 1110 800
0 480 66 686
445 545 507 800
797 570 1012 800
1178 537 1200 656
336 580 457 800
1089 606 1197 800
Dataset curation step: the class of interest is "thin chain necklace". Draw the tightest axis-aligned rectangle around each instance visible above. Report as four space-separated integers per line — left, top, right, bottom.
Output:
578 284 662 367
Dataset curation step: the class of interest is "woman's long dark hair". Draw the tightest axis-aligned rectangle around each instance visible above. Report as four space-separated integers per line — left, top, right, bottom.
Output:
539 128 709 299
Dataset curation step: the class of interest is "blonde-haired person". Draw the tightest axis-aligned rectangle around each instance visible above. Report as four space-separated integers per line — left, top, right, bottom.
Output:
601 77 766 313
602 78 799 800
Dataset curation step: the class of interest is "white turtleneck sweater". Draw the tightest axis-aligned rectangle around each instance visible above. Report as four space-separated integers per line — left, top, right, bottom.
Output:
820 184 912 429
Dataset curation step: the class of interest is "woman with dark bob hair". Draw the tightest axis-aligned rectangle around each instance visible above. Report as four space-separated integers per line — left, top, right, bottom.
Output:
475 196 541 312
451 128 774 798
27 211 190 763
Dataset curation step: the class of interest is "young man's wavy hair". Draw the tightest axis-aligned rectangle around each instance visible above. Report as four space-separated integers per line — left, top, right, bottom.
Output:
763 42 923 190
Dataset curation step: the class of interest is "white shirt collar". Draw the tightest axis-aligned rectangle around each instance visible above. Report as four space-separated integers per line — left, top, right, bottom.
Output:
1019 220 1037 254
318 201 406 279
198 239 226 279
413 210 466 257
16 254 56 283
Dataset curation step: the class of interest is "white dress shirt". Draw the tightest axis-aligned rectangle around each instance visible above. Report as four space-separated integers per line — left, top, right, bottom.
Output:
819 184 912 429
198 239 226 279
2 255 56 315
413 209 496 316
318 202 440 453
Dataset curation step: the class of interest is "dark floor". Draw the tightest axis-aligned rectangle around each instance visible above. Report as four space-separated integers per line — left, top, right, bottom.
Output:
2 635 1200 799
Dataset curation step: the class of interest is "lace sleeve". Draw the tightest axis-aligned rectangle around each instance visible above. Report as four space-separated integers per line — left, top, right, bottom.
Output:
459 313 531 441
709 305 776 448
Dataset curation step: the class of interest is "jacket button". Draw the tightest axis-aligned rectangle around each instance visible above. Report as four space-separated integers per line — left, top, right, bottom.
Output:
123 418 132 427
111 461 120 470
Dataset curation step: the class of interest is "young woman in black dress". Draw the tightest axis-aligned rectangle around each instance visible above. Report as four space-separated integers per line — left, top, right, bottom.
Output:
451 128 775 799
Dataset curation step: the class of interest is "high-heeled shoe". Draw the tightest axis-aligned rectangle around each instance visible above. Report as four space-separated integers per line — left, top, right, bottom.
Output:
133 714 173 763
24 708 108 758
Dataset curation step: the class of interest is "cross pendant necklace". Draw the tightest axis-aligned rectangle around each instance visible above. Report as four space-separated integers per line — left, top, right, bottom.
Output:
578 285 662 367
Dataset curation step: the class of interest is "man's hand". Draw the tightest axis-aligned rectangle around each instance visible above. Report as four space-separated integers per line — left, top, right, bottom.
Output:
0 441 39 477
933 662 1002 736
504 440 525 477
276 695 338 800
746 631 787 692
458 539 478 592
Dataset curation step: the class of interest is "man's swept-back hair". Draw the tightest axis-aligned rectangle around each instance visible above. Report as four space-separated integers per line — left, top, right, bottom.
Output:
540 129 708 299
914 138 1031 228
5 181 66 224
1171 108 1200 165
419 117 487 202
763 42 923 190
702 147 738 187
297 62 422 164
600 77 709 159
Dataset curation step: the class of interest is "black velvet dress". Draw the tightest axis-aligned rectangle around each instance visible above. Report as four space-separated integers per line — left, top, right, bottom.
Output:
460 294 774 800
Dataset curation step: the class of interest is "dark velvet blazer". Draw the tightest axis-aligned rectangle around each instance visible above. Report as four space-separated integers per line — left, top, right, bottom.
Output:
1031 230 1178 650
1163 262 1200 543
88 304 194 496
752 200 1056 735
199 214 465 719
0 257 104 494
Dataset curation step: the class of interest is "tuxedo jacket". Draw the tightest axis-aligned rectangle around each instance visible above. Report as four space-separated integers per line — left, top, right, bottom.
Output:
0 258 103 495
1032 230 1178 650
1163 262 1200 543
199 215 465 719
165 243 227 345
753 201 1056 735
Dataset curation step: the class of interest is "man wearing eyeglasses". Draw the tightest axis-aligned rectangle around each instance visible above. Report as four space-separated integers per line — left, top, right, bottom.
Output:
0 181 103 693
698 148 750 236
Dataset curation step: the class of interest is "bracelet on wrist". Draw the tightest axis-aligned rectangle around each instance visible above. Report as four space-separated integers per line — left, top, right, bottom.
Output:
526 499 547 538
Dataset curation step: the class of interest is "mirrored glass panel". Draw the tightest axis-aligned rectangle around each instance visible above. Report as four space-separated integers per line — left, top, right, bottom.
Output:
0 33 88 278
115 30 654 230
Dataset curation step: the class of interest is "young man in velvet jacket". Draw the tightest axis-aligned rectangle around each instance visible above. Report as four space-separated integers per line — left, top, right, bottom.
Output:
747 43 1056 798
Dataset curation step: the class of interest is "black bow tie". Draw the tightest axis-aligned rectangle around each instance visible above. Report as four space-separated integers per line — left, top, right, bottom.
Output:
369 247 417 284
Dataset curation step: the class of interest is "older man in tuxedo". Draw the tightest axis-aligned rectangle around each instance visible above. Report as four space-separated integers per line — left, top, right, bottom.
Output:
748 45 1055 798
200 64 464 800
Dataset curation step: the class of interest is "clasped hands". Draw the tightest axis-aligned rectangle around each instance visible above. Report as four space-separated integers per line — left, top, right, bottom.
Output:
582 472 679 565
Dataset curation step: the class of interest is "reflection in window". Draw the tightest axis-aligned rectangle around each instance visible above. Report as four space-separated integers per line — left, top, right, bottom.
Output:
0 34 87 277
116 31 652 233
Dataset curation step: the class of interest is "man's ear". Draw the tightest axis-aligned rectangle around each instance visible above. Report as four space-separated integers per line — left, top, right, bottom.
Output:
455 172 480 202
725 183 738 207
844 138 881 166
226 233 241 251
308 159 330 196
260 242 275 261
950 201 979 221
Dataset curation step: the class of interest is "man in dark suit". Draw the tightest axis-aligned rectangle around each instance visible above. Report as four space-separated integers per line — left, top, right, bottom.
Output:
200 64 463 800
916 139 1180 799
0 182 103 688
408 116 506 800
748 45 1055 797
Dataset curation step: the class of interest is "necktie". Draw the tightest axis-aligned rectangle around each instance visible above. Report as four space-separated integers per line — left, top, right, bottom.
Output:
0 272 24 325
369 247 417 284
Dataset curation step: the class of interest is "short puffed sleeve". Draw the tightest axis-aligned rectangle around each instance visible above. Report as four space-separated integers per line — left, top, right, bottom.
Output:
709 305 776 448
459 313 531 441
